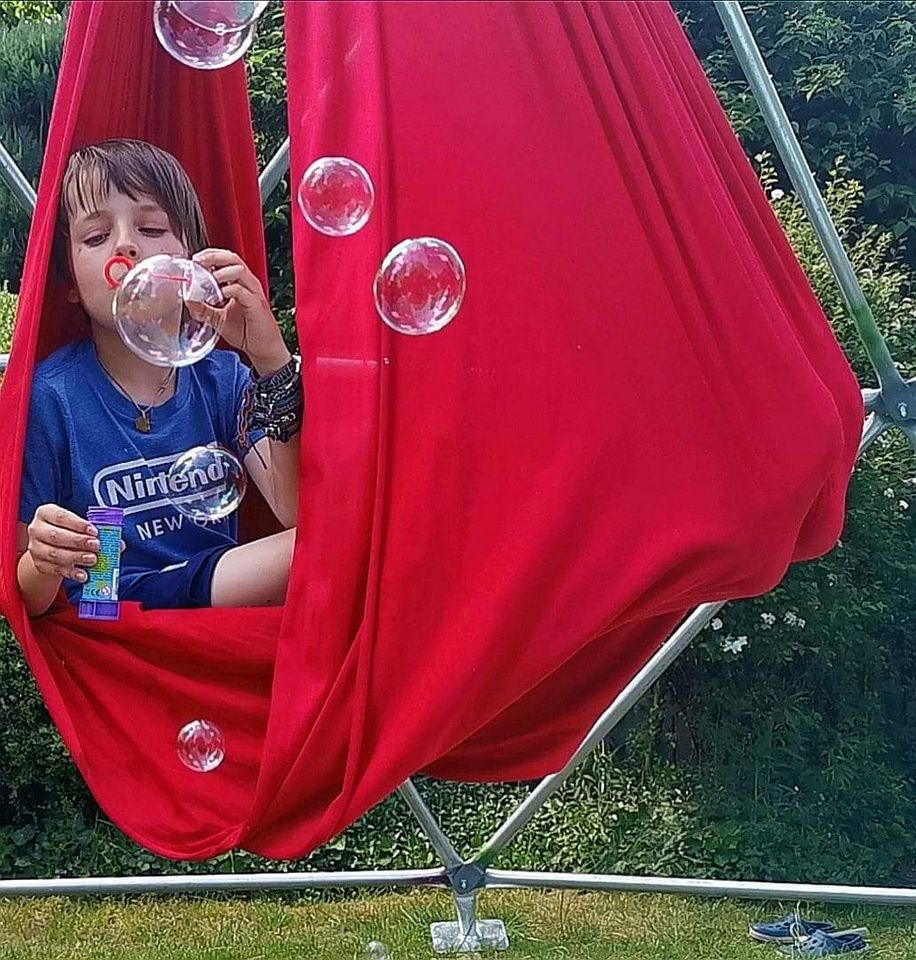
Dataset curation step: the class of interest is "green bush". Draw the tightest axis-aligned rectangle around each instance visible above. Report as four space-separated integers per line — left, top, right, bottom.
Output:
0 283 16 353
675 0 916 261
0 14 64 292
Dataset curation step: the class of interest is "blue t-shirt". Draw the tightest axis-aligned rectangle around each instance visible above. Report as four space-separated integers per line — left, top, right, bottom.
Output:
19 339 260 603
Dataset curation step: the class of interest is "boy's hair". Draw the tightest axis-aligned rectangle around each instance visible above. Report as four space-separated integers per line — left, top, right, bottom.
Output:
54 139 209 278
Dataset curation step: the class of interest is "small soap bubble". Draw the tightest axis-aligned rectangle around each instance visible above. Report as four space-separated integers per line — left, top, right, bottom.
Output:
373 237 466 336
177 719 225 772
114 255 224 368
364 942 391 960
153 0 255 70
171 0 268 32
297 157 375 237
167 446 247 522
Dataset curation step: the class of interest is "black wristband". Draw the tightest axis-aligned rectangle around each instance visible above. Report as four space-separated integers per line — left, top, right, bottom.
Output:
237 354 303 449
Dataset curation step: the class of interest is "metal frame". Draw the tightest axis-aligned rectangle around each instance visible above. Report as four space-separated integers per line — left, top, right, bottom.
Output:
0 1 914 953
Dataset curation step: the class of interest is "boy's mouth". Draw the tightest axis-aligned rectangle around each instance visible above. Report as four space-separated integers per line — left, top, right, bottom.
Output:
103 255 135 289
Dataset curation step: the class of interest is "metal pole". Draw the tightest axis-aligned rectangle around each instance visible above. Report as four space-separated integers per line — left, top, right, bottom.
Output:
714 0 911 424
486 869 916 907
0 138 36 213
470 601 726 870
0 868 446 898
398 780 464 871
259 136 290 203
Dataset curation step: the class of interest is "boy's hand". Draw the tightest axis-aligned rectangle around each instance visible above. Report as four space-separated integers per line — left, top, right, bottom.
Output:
26 504 100 584
191 248 291 376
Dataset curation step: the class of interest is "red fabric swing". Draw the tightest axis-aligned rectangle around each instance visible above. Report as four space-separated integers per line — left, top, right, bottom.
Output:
0 0 863 861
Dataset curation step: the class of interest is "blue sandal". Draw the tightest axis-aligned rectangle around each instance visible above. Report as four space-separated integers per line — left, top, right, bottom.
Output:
749 914 835 944
775 929 870 956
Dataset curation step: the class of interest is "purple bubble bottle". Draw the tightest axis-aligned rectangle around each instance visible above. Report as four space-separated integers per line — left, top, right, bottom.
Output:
78 506 124 621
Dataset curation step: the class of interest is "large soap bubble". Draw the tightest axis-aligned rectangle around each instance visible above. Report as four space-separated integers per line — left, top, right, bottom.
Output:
177 719 226 773
153 0 255 70
374 237 466 335
171 0 268 32
167 445 247 522
113 254 224 368
297 157 375 237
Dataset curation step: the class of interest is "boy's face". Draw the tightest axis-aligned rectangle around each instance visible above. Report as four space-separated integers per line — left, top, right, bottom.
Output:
67 179 187 330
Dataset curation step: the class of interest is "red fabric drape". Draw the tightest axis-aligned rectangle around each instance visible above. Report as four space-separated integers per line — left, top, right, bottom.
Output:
0 0 862 860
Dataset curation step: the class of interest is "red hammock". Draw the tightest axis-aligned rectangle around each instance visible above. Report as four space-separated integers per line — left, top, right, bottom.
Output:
0 0 863 860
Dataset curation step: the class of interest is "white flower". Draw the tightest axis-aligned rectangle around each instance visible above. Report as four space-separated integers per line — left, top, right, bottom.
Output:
760 612 777 626
784 611 799 626
722 635 749 654
904 477 916 487
883 487 895 498
710 617 724 631
770 188 785 200
797 618 806 629
900 500 910 511
826 573 838 587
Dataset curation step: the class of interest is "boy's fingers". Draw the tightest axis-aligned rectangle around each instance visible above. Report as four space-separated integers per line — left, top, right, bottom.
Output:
193 248 241 268
36 543 96 567
218 282 256 306
31 544 95 582
211 264 246 284
185 299 226 327
35 503 92 534
212 265 262 298
34 522 98 553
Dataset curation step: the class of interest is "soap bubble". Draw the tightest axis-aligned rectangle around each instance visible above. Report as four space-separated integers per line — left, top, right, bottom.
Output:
297 157 375 237
114 255 224 368
374 237 466 335
171 0 268 33
167 445 247 522
177 719 225 772
364 943 391 960
153 0 254 70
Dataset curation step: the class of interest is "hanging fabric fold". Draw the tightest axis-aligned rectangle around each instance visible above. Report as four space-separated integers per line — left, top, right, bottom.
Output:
0 0 862 860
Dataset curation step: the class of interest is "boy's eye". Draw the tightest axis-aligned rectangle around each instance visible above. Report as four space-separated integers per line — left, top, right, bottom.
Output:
84 233 108 247
140 228 168 237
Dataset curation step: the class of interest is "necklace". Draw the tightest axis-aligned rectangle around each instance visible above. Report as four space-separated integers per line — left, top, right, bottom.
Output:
96 352 175 433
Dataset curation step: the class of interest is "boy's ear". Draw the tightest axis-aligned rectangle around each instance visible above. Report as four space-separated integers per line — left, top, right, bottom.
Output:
66 287 80 304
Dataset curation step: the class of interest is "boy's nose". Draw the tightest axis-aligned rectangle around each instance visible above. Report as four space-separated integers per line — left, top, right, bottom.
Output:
114 240 139 260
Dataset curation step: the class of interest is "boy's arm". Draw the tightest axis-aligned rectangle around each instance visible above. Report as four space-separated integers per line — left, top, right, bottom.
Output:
245 434 300 529
241 345 301 530
16 520 65 618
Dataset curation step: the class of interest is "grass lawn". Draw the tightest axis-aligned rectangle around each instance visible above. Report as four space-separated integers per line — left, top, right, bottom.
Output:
0 889 914 959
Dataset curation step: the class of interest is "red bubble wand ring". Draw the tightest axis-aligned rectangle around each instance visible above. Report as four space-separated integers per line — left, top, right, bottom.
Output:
103 255 135 289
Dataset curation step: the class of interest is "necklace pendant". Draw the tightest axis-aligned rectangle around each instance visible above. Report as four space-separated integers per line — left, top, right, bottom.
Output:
135 412 151 433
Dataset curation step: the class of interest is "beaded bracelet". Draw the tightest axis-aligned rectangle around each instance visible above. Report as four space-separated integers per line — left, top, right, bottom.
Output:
236 354 303 454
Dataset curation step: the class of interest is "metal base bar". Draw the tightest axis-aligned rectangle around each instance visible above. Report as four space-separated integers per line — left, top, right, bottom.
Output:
487 869 916 908
430 893 510 953
0 868 446 898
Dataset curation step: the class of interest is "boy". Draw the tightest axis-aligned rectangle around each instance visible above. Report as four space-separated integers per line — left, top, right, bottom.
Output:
17 139 300 617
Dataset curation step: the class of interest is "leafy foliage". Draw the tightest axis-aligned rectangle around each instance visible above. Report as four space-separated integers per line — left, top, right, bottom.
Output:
245 2 295 345
0 282 16 353
675 0 916 260
0 14 64 292
0 1 66 29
